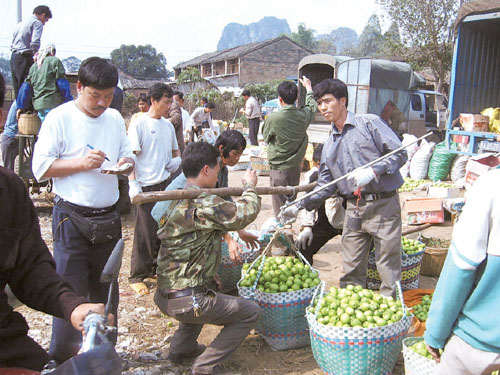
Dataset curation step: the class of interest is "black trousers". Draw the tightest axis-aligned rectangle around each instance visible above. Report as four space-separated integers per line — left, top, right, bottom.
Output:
300 204 342 265
129 178 170 284
248 117 260 146
11 52 34 98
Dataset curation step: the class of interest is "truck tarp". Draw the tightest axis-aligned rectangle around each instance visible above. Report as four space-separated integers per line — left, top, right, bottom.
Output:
370 60 425 91
454 0 500 33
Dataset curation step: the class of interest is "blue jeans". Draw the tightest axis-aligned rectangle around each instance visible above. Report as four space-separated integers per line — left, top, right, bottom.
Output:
48 204 120 363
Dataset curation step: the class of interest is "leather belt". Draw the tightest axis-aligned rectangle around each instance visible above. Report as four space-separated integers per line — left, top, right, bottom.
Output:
54 195 116 216
160 286 206 299
345 190 397 202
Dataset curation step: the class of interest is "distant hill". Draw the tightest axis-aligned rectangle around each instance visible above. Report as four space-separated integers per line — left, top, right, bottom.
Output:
217 17 291 51
317 27 359 55
62 56 81 73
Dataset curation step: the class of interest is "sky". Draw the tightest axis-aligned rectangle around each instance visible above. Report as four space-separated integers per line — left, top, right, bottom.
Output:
0 0 384 69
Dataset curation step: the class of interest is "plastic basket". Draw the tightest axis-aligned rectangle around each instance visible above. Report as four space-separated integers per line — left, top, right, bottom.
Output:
308 282 412 375
402 337 438 375
18 113 41 135
367 242 425 291
420 247 447 277
250 156 270 176
217 230 261 293
237 231 319 350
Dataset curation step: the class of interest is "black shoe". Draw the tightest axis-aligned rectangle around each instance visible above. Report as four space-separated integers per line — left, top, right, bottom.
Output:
40 359 61 374
168 344 206 364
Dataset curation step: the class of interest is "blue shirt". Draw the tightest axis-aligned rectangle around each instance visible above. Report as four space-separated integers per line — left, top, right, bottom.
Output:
303 111 407 210
11 15 43 54
3 102 18 138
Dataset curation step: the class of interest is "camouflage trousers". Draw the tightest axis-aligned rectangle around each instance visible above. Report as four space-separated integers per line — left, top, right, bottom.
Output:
155 289 260 374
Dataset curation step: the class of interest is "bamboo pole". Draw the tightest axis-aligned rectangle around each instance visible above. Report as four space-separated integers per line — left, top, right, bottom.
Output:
131 182 317 205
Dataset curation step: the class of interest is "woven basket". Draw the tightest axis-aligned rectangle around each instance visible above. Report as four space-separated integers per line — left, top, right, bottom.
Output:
420 247 448 277
250 156 270 176
18 113 41 135
237 231 319 350
308 282 412 375
367 242 425 291
217 231 261 293
402 337 438 375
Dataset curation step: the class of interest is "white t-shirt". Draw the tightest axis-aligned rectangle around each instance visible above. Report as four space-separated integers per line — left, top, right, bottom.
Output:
32 101 134 208
127 115 179 187
181 107 191 132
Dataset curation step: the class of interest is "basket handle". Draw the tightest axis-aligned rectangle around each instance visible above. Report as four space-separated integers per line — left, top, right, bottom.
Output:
313 281 326 315
395 280 408 315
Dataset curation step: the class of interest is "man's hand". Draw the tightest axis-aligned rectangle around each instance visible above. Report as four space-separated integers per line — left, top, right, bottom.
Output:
349 167 376 187
237 229 259 249
80 149 106 170
242 169 258 187
239 107 245 114
281 204 300 222
426 344 441 363
16 109 25 121
70 303 114 332
298 76 313 92
116 157 135 175
225 233 242 263
128 180 142 199
295 227 313 250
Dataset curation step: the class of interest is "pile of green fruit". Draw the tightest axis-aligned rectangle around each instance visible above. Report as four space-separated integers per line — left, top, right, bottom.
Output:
409 340 436 360
431 182 454 188
308 285 409 328
401 236 426 255
421 236 450 249
398 178 427 192
412 294 433 321
240 256 321 293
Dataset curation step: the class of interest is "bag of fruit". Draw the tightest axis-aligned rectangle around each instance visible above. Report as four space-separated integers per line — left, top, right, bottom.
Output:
367 236 426 291
403 337 438 375
218 230 261 293
307 282 412 375
237 230 321 350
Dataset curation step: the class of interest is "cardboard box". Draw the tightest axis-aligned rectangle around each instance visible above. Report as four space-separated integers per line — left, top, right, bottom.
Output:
465 154 500 185
427 186 461 199
459 114 489 132
405 198 444 225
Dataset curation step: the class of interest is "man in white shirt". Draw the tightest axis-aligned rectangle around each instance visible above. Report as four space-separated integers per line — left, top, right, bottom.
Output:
190 102 215 142
32 57 135 366
174 91 191 149
239 90 261 145
127 83 181 296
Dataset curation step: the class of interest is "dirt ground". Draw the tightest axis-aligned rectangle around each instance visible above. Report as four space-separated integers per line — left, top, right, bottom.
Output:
18 170 454 375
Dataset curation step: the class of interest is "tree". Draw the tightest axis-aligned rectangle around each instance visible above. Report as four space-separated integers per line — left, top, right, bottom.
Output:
377 21 403 59
357 14 384 57
243 79 282 103
376 0 461 92
314 38 337 55
0 56 12 84
110 44 169 79
176 67 204 84
291 23 317 50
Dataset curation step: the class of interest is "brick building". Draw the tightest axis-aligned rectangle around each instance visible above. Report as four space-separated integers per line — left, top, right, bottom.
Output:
174 36 312 88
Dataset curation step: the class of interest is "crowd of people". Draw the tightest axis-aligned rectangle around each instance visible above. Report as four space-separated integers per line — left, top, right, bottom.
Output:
1 4 499 375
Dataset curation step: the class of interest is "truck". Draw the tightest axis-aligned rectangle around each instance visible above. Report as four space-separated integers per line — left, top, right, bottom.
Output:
298 54 448 144
444 1 500 155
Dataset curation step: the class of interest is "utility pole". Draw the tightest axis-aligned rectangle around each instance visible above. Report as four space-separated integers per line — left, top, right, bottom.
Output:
17 0 22 22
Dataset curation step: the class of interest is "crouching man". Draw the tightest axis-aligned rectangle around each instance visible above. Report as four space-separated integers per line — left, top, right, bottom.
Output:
154 142 261 375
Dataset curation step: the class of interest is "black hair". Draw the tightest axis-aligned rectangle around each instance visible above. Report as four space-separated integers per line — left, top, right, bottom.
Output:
205 101 215 109
241 89 251 97
214 130 246 158
173 91 184 100
313 78 349 108
137 93 150 105
313 144 323 164
201 96 208 103
0 73 5 107
278 81 298 105
182 142 219 178
148 83 173 102
33 5 52 18
78 57 118 90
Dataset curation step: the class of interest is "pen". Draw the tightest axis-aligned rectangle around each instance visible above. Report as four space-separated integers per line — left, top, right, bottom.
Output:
86 144 110 161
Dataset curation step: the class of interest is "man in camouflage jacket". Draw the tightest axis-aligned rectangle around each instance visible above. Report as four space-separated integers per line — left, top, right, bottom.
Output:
154 142 261 375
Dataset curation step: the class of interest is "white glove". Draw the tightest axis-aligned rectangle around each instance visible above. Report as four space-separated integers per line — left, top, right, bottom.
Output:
349 167 377 187
128 180 142 199
166 157 182 173
281 204 300 222
295 227 313 250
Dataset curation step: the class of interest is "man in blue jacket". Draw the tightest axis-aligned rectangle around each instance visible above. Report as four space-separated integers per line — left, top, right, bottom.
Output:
425 169 500 374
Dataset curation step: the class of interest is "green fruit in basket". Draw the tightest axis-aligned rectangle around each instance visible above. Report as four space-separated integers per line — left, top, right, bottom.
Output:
412 293 433 321
409 341 436 360
314 286 406 328
401 236 425 255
